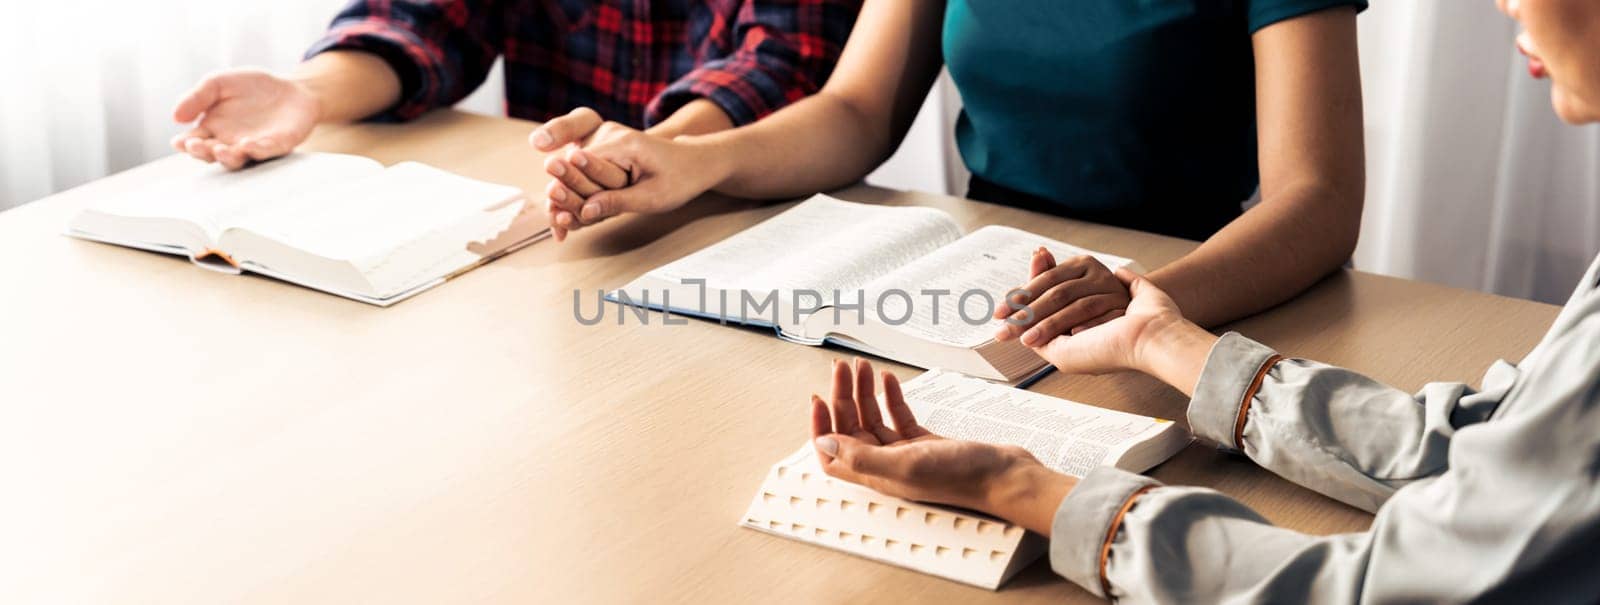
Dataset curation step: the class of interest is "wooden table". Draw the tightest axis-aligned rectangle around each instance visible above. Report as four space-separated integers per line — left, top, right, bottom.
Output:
0 111 1561 603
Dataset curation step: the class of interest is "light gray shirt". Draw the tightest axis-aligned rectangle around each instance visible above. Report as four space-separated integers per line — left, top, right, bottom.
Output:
1049 253 1600 603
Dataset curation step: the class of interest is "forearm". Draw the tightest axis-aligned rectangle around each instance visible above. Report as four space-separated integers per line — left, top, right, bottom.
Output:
1157 6 1365 327
982 461 1077 536
682 0 944 199
290 50 402 124
686 92 901 199
1147 185 1358 327
646 99 735 139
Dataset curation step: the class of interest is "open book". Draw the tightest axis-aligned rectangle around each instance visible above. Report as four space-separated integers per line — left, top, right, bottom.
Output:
740 370 1191 590
66 152 547 306
611 195 1141 384
608 195 1139 382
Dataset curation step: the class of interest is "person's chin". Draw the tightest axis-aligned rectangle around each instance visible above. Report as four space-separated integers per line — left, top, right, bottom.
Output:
1550 85 1600 125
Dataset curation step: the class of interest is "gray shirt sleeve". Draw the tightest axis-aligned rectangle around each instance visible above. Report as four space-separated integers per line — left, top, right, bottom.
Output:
1187 332 1517 512
1047 318 1600 603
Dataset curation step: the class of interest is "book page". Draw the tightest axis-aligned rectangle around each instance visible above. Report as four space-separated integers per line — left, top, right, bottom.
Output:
225 162 522 266
84 153 381 240
645 195 963 306
903 370 1170 477
860 226 1138 348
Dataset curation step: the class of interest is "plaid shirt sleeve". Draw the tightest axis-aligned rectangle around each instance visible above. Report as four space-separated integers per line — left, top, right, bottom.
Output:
645 0 860 128
304 0 505 122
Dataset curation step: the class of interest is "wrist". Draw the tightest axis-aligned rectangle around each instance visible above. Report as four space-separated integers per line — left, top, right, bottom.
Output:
676 135 737 193
1130 313 1187 370
285 77 327 124
643 120 688 141
982 453 1076 536
644 98 734 140
1132 314 1217 397
292 50 399 124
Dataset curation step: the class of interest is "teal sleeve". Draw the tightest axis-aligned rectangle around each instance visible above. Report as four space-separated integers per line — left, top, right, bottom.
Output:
1247 0 1367 34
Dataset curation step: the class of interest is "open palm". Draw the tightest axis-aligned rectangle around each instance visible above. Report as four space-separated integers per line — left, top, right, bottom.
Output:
171 70 320 169
811 358 1033 512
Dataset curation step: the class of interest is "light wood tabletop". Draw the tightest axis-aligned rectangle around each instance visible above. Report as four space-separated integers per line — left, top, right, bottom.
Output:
0 111 1562 603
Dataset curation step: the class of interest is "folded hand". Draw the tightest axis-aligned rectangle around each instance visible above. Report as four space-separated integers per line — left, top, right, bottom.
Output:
1006 249 1188 376
993 247 1132 346
531 107 717 241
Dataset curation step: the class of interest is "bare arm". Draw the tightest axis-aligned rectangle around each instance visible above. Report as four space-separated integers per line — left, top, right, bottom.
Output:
694 0 948 198
644 99 735 139
531 0 948 237
290 50 402 124
1147 8 1366 327
176 0 510 169
170 50 401 168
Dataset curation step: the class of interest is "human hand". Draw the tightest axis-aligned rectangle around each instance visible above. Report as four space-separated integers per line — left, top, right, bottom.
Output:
529 108 633 241
170 69 321 170
530 108 722 241
811 358 1072 532
1019 252 1195 377
993 248 1133 347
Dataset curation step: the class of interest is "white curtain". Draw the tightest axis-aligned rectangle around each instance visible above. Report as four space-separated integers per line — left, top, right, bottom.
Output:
7 1 1597 303
1356 1 1600 303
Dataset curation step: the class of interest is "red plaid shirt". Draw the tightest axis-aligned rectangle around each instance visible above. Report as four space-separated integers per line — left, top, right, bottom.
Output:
306 0 860 128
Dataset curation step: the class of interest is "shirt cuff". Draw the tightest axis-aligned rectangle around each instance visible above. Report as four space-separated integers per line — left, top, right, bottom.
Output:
1188 332 1283 450
1048 466 1161 598
304 20 441 122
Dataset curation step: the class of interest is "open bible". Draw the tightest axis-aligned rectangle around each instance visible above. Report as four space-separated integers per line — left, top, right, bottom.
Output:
66 153 547 306
740 370 1191 590
611 195 1141 384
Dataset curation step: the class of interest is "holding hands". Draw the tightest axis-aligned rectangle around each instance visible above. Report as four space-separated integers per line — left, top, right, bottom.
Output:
995 248 1181 376
530 108 719 241
999 248 1219 395
992 249 1133 347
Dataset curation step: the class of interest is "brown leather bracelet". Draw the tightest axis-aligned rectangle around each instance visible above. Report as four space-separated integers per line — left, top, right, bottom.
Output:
1234 354 1284 450
1097 484 1157 597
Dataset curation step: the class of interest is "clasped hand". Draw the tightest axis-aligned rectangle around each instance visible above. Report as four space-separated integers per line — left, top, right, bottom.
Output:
530 108 714 241
998 247 1186 376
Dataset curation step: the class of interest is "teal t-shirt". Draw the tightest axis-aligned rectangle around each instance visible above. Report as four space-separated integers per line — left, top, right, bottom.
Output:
945 0 1366 239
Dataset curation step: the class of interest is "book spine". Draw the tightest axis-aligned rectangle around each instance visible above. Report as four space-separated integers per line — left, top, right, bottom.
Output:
190 248 243 275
